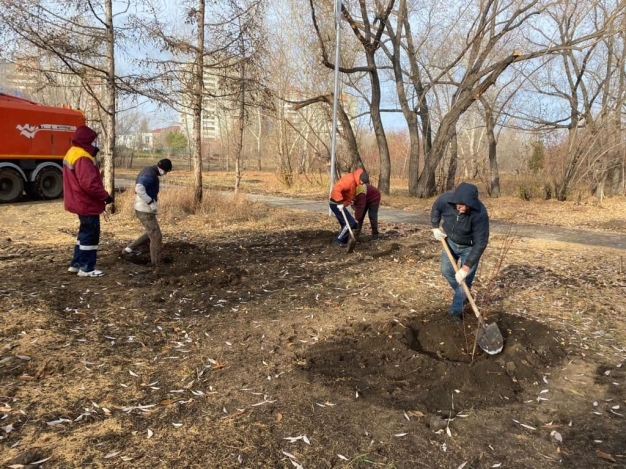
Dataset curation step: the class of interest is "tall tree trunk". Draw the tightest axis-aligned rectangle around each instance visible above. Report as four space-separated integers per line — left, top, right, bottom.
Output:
367 51 391 194
103 0 115 209
402 1 431 195
257 107 262 170
445 130 457 191
481 97 500 197
234 61 245 194
386 0 420 195
192 0 205 204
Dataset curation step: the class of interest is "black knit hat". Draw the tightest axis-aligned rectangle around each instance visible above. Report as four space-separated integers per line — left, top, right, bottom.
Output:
157 158 173 172
360 171 369 184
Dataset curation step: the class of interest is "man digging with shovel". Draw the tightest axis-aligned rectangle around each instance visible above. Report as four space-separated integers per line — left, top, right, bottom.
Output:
329 168 367 249
430 182 489 323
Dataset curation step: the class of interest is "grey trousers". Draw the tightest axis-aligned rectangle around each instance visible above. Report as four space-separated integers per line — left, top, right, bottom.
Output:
128 210 162 264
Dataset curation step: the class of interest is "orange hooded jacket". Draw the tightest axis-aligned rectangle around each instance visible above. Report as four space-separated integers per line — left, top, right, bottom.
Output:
330 168 364 207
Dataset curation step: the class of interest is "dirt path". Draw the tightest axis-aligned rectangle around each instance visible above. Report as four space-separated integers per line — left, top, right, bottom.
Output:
245 193 626 250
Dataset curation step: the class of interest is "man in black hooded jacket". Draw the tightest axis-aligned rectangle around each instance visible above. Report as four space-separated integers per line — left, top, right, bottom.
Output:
430 182 489 322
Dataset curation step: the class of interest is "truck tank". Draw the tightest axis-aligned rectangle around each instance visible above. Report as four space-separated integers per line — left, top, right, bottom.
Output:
0 93 86 202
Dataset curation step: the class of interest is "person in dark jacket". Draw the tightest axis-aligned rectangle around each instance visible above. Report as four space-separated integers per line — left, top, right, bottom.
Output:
352 173 381 240
121 159 172 265
63 125 113 277
430 182 489 322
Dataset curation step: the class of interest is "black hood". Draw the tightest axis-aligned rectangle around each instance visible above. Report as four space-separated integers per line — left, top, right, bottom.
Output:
448 182 481 211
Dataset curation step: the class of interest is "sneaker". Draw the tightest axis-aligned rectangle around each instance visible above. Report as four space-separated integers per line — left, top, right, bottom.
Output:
371 233 379 241
68 266 80 273
121 248 141 256
77 269 105 277
332 240 347 248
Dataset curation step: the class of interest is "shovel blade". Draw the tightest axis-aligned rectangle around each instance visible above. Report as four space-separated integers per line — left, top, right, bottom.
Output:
477 322 504 355
347 237 356 253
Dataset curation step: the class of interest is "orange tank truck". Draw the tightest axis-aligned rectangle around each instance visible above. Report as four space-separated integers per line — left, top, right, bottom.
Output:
0 93 86 202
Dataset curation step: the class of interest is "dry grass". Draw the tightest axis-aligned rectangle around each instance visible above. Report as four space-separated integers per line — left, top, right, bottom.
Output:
113 169 626 234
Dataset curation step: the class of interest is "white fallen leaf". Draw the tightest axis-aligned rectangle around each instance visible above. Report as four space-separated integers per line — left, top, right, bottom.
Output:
147 429 153 439
446 426 452 437
457 463 468 469
604 370 611 376
593 401 598 407
46 418 71 426
550 430 563 442
30 457 51 464
104 452 120 459
492 464 502 468
403 411 410 421
540 389 549 394
291 460 303 469
225 341 232 346
121 456 134 461
394 433 407 437
302 435 311 445
543 377 549 384
338 454 349 461
129 370 139 377
282 451 296 459
284 436 303 443
612 405 620 410
3 424 14 433
172 423 183 427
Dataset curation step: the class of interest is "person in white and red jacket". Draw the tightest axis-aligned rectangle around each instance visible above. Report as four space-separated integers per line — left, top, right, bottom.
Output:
121 158 172 265
62 125 113 277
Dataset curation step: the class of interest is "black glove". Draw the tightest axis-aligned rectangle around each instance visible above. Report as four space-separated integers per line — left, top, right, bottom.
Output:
104 195 114 205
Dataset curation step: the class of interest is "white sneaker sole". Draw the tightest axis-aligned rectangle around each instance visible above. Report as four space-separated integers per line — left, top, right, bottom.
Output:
77 270 105 277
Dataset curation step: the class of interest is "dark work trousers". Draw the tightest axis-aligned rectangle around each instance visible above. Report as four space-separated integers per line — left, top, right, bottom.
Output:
70 215 101 272
358 204 379 235
329 202 357 244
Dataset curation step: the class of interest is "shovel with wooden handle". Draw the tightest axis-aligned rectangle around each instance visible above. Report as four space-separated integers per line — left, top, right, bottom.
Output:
339 207 357 253
439 238 504 355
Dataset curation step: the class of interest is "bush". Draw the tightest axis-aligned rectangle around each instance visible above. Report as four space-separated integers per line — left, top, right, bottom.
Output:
517 185 532 201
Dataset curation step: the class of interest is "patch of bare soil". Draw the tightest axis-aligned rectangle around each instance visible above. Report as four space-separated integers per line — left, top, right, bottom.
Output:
1 199 625 469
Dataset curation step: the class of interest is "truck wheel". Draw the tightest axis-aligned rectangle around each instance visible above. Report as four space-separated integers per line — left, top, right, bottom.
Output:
34 166 63 199
0 168 24 203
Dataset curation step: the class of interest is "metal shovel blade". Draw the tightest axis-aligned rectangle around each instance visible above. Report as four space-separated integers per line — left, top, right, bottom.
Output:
347 237 356 253
476 322 504 355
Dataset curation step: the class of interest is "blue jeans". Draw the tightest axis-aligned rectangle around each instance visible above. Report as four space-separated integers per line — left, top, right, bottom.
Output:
329 202 357 244
441 239 479 314
70 215 101 272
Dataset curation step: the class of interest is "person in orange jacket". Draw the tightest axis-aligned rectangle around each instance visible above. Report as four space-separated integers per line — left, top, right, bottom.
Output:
329 168 367 247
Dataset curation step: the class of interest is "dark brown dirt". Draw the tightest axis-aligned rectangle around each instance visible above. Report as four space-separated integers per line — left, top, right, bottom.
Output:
1 200 625 469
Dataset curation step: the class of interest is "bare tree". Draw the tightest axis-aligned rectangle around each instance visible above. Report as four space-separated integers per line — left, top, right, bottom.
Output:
310 0 396 194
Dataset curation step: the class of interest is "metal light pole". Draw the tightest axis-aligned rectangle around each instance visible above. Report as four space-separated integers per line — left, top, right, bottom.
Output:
328 0 342 213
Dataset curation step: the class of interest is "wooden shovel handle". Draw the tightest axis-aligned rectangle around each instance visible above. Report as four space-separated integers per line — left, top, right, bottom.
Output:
439 237 484 324
340 207 356 241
